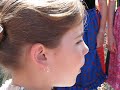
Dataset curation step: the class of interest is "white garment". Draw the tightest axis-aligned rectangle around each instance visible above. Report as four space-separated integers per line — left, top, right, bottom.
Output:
0 79 24 90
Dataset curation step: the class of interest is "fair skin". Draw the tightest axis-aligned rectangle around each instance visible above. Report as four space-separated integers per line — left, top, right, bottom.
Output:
12 23 89 90
107 0 117 52
96 0 107 48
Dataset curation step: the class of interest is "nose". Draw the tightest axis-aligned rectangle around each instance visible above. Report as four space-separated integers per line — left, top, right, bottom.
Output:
83 42 89 55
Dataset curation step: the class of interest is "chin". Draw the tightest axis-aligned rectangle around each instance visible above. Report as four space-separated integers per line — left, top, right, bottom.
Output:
63 80 76 87
55 80 76 87
66 83 75 87
57 84 75 87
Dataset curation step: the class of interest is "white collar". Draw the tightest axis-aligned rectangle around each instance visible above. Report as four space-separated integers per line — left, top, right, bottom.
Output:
0 79 24 90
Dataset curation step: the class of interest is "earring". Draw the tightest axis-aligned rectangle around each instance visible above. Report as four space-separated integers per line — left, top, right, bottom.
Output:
44 66 50 72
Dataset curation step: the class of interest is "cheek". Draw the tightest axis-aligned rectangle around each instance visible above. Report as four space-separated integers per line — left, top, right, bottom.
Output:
50 45 85 72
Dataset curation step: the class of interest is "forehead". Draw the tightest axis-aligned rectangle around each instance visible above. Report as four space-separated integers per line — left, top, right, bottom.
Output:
53 23 83 50
59 22 84 43
68 22 84 36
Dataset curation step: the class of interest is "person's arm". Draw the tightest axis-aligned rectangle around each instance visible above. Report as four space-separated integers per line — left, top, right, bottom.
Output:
108 0 116 31
96 0 107 48
107 0 116 52
98 0 107 32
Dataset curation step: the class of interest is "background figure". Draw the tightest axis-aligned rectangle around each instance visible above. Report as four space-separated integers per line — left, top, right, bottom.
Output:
106 0 120 90
0 0 88 90
55 0 107 90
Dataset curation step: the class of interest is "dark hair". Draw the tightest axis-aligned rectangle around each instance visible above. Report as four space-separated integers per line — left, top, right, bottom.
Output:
0 0 85 69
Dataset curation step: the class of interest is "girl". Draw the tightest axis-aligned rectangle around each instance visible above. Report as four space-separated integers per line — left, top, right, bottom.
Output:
0 0 88 90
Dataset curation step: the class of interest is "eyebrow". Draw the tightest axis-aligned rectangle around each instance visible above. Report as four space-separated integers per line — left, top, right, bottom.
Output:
75 31 84 39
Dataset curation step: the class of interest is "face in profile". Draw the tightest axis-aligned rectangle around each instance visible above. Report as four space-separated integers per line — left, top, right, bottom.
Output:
47 22 89 87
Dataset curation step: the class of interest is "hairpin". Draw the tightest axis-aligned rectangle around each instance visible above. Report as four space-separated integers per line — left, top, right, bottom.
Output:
80 0 83 1
0 25 3 33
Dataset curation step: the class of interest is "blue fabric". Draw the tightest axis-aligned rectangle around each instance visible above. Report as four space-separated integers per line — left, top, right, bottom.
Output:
55 8 106 90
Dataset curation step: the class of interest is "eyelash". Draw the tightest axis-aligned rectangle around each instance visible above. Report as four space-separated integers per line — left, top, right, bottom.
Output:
76 39 83 44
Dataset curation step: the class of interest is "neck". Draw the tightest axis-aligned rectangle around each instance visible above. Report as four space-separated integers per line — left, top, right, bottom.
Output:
11 71 52 90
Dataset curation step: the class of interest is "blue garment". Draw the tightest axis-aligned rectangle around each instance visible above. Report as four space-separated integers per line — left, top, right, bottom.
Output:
55 8 106 90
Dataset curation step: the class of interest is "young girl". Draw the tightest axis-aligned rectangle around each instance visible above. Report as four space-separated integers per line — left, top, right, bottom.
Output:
0 0 88 90
55 0 107 90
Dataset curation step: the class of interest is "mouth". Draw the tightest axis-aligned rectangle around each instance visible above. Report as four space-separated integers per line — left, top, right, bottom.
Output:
81 58 85 67
78 58 85 74
79 69 81 74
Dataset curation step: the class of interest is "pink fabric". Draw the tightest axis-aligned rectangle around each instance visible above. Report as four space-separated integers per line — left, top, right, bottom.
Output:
107 7 120 90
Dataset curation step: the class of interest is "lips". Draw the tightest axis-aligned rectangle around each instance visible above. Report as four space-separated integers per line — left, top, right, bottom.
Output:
81 58 85 68
76 58 85 75
79 69 81 73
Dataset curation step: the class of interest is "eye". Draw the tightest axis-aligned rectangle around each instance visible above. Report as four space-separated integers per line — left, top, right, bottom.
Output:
76 39 83 44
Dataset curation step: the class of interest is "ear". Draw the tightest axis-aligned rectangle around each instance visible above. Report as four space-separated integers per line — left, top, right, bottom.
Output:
30 43 47 66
